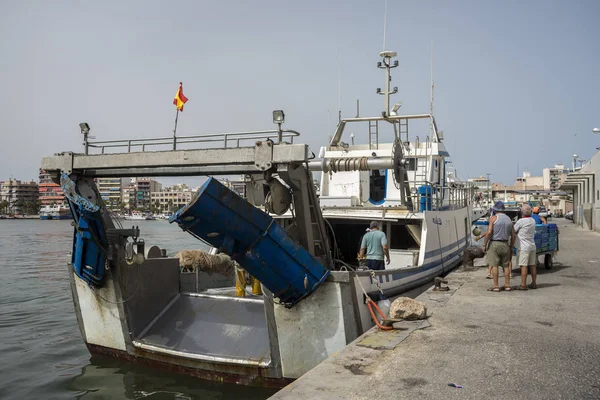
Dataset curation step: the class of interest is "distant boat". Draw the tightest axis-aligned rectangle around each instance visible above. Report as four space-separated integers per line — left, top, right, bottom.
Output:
123 212 146 221
40 205 72 220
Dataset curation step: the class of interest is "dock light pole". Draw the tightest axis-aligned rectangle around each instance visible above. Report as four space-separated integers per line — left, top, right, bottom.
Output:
486 173 491 203
80 122 91 155
273 110 285 143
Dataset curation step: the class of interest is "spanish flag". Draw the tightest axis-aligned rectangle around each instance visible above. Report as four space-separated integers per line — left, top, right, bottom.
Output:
173 82 188 112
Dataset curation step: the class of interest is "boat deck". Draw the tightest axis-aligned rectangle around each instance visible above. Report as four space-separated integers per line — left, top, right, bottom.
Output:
133 292 271 367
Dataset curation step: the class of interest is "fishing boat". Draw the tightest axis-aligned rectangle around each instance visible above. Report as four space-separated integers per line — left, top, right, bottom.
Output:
123 212 146 221
40 50 476 387
39 204 72 220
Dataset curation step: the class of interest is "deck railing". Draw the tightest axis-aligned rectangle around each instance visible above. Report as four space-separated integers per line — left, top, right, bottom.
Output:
84 129 301 154
407 181 475 212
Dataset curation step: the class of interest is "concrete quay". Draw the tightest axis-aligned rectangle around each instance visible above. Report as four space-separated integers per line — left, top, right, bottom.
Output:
271 219 600 399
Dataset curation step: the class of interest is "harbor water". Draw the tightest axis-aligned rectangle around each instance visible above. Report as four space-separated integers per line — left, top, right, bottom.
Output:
0 219 278 400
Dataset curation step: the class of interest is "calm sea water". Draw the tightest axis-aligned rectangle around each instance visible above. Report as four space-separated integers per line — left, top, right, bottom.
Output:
0 220 278 400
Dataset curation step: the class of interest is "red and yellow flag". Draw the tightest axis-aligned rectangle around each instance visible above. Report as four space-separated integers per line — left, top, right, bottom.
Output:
173 82 188 111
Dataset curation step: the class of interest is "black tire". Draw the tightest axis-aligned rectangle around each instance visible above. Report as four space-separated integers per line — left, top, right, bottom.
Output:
544 253 553 270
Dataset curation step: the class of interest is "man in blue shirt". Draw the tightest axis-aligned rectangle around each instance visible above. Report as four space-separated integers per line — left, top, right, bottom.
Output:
531 207 547 224
359 221 390 270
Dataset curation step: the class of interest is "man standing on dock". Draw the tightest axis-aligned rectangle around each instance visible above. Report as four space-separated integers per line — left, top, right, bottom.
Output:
359 221 390 270
532 206 547 224
484 201 516 292
514 204 538 290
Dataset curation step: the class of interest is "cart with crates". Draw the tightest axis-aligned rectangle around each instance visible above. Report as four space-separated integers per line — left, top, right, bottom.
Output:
535 223 559 269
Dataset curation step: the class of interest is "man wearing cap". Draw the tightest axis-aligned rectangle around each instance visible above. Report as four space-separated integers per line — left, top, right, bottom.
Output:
359 221 390 270
484 201 516 292
532 207 547 224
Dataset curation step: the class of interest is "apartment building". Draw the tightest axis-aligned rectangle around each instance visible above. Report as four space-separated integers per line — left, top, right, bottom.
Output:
96 178 123 210
151 184 194 213
543 164 568 191
0 178 39 213
123 178 162 211
38 170 65 206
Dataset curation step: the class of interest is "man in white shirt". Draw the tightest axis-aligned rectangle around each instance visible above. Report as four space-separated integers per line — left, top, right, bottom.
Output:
514 204 538 290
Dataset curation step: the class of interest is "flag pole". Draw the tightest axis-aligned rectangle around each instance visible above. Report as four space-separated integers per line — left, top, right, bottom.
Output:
173 108 179 150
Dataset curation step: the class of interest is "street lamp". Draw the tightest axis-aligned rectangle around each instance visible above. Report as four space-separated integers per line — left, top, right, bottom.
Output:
486 173 491 204
273 110 285 143
79 122 91 155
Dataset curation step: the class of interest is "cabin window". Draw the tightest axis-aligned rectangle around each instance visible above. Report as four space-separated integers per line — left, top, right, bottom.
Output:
405 157 417 171
369 169 386 204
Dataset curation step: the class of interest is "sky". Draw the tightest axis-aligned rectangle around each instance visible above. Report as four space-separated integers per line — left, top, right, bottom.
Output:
1 0 599 185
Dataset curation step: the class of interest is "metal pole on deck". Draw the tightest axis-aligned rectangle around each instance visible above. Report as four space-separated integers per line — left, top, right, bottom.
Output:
173 109 179 150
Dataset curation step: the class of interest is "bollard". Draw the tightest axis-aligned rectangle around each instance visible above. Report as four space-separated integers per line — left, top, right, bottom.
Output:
251 275 262 295
235 267 246 297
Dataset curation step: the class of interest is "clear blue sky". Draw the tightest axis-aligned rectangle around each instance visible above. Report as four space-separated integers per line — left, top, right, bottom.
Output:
1 0 599 184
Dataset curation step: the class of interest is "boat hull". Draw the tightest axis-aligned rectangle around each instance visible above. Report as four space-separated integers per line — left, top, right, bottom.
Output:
86 343 292 388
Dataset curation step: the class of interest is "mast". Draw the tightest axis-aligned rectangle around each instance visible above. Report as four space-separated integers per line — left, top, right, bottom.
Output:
430 40 434 117
377 51 398 117
430 40 435 137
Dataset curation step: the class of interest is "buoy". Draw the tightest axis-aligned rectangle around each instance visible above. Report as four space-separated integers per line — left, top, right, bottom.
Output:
473 227 482 236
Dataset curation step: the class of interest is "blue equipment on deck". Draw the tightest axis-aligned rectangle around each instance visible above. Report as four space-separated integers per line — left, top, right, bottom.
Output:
170 177 330 307
418 185 433 212
61 173 108 287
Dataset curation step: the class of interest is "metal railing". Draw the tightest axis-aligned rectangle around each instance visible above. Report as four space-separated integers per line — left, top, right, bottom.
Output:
84 129 301 155
407 181 474 212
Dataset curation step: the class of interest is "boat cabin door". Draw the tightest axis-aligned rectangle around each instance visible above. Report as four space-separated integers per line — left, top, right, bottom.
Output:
369 169 386 204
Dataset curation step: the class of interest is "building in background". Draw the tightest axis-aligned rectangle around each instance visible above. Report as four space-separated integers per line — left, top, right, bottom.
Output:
561 150 600 232
0 178 39 214
515 172 544 190
38 170 65 206
543 164 568 191
221 178 247 198
123 178 163 211
96 178 123 211
151 183 194 213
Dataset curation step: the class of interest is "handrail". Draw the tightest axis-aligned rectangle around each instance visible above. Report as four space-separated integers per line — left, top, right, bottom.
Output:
407 181 473 211
85 129 301 154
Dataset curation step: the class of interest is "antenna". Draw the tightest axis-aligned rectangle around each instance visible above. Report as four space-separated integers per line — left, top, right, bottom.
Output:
382 0 388 51
430 39 434 117
338 51 341 122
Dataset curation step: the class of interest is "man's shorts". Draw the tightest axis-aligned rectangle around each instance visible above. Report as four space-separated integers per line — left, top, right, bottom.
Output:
487 241 511 268
517 250 537 267
367 259 385 271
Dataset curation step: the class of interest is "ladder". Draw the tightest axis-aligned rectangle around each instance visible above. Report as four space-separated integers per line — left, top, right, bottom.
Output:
399 118 409 143
369 120 378 150
415 157 429 184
